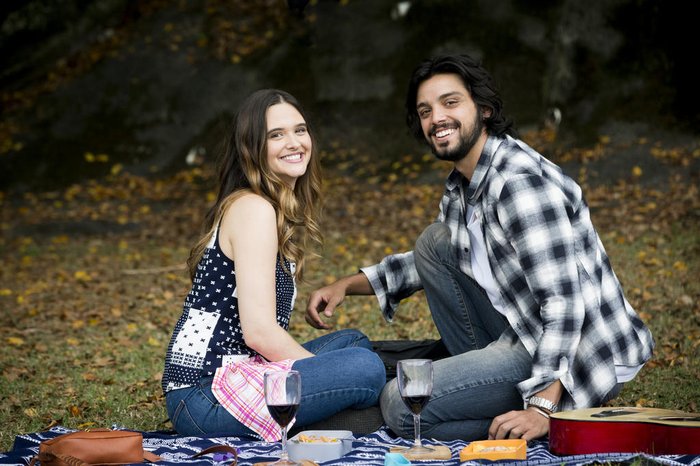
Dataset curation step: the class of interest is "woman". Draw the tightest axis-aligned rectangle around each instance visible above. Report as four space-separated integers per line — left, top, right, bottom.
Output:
162 89 385 439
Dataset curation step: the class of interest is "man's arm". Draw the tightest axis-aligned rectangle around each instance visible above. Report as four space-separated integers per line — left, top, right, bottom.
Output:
487 174 584 440
306 249 424 328
307 182 451 328
496 174 584 396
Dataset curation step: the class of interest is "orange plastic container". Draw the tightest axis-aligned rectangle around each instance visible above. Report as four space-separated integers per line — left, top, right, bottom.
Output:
459 439 527 461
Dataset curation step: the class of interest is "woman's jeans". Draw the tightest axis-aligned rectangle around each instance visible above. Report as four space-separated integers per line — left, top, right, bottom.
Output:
380 223 622 441
166 328 385 437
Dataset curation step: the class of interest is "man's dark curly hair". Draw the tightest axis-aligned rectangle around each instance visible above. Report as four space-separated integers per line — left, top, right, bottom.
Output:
405 54 517 141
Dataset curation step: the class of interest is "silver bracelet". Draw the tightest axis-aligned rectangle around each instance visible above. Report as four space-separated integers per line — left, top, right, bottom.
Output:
529 405 550 419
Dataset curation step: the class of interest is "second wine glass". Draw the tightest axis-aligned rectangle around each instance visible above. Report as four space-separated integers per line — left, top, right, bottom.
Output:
397 359 434 454
264 370 302 465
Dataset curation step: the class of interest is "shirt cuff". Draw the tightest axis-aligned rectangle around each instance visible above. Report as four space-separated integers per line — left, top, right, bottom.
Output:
359 264 397 321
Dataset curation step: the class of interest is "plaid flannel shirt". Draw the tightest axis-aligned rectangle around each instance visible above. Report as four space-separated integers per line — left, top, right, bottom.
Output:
361 135 654 409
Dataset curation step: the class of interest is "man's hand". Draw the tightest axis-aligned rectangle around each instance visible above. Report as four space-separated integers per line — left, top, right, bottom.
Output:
488 408 549 441
305 282 347 329
306 273 374 329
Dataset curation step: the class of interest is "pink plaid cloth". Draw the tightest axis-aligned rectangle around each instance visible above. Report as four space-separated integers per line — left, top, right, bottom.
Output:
211 355 295 441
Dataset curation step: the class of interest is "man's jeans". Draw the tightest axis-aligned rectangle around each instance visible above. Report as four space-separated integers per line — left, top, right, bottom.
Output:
380 223 532 441
166 329 385 437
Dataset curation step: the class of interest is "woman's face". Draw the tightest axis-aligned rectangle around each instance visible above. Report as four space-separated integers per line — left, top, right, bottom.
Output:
265 102 312 188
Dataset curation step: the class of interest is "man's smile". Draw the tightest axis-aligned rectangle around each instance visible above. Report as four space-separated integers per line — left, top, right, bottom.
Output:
430 122 460 142
435 128 455 138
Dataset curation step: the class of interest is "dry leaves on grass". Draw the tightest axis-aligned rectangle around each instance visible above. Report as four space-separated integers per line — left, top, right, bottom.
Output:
0 134 699 446
2 135 699 362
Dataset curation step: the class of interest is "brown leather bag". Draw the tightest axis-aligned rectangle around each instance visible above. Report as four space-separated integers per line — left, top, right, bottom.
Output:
28 429 159 466
28 429 237 466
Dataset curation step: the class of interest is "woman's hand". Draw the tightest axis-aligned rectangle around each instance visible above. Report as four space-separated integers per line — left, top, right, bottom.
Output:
488 408 549 441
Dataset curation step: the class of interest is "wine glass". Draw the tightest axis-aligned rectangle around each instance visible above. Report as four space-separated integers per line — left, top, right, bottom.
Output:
264 370 302 465
397 359 434 454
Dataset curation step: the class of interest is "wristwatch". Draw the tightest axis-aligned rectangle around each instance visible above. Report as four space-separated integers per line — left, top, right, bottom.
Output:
526 396 558 413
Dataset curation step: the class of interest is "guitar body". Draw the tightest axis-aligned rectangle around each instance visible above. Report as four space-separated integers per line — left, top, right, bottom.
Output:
549 407 700 455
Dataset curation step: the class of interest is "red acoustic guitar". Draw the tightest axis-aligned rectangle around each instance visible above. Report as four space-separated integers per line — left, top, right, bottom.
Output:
549 407 700 456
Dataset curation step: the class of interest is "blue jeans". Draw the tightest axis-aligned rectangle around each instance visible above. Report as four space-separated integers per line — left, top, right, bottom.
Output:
380 223 532 441
166 329 385 437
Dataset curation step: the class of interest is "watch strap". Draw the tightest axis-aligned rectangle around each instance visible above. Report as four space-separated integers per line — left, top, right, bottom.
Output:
527 396 558 413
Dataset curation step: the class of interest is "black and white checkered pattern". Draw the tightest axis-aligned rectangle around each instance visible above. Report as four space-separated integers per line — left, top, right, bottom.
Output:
361 135 654 409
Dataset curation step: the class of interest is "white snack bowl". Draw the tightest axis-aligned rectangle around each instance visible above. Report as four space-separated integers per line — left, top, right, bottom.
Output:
287 430 354 462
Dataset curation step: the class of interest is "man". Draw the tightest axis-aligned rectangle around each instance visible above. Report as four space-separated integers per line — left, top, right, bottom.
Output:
306 54 654 441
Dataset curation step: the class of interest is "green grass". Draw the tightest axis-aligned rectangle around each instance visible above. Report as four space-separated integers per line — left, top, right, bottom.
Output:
602 224 700 410
1 145 699 452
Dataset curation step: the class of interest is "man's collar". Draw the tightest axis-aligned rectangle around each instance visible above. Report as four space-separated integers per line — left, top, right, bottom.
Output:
445 135 500 205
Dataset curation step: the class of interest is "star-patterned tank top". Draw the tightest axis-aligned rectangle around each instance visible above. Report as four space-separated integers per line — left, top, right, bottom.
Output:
162 224 296 393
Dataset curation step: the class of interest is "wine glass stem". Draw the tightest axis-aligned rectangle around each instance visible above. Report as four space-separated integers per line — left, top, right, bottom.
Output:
413 413 422 447
280 426 289 460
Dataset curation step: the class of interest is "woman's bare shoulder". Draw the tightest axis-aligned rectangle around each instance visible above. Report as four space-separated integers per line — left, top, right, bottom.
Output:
220 192 276 239
227 192 274 216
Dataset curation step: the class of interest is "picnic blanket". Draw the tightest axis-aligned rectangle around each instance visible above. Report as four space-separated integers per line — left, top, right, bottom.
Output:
3 425 700 466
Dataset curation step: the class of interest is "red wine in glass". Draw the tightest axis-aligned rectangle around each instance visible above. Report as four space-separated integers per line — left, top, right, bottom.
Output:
397 359 434 454
264 370 302 465
267 403 299 428
401 395 430 415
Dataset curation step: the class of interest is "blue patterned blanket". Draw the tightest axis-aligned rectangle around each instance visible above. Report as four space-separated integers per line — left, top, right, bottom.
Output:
3 426 699 466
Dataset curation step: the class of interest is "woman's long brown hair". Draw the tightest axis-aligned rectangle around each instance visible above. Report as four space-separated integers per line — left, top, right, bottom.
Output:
187 89 322 281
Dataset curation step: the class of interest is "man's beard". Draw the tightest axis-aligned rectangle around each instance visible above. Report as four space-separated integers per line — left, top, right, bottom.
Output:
428 113 484 162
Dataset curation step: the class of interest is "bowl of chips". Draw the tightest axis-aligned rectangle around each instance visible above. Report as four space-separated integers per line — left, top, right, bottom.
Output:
288 430 354 462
